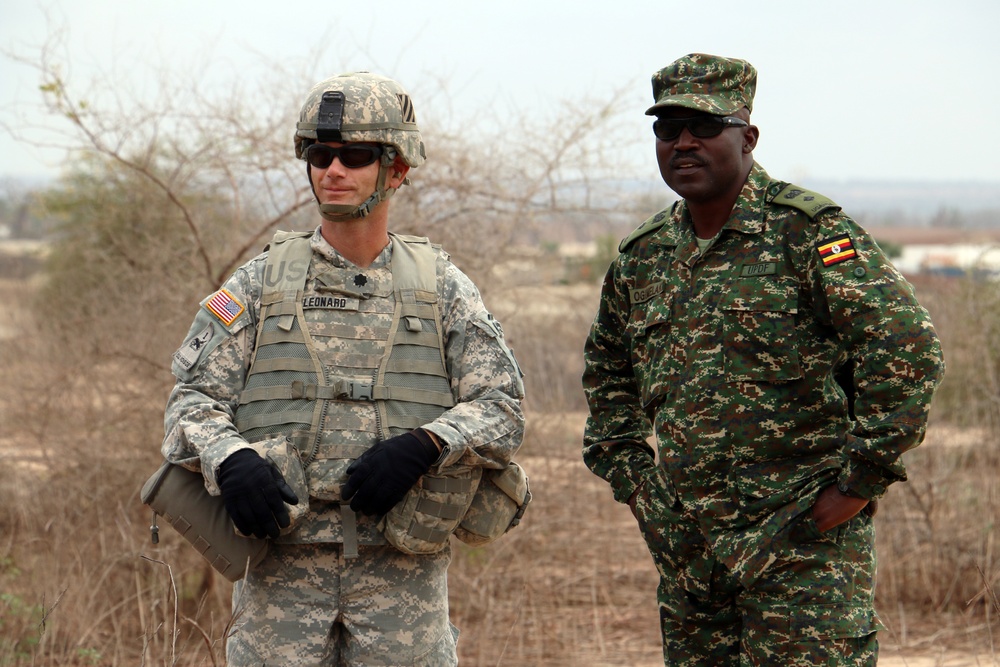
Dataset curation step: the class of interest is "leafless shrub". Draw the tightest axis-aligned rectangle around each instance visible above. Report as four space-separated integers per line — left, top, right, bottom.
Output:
873 273 1000 654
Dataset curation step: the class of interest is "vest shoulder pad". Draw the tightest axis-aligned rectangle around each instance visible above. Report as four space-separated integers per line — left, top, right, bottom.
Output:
390 233 448 261
619 206 673 253
768 182 841 220
264 230 312 251
392 233 430 245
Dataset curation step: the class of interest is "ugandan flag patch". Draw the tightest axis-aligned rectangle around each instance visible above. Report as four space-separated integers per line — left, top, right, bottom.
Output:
204 288 245 326
817 234 856 267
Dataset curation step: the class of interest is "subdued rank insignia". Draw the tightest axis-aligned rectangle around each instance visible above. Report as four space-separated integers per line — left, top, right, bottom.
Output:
817 234 856 267
205 288 245 326
173 322 214 371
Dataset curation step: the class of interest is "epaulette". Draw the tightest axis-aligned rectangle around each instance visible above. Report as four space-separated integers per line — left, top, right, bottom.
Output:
767 182 841 220
618 202 677 253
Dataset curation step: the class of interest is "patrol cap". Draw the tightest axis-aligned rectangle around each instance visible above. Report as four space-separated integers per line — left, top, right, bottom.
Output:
645 53 756 116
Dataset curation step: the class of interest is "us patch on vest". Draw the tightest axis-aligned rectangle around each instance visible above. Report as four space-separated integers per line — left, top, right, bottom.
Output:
205 288 245 325
173 322 214 371
817 234 856 267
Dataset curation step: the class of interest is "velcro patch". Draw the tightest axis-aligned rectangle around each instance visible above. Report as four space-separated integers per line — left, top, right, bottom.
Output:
740 262 777 277
817 234 856 267
630 281 665 304
301 295 360 310
173 323 214 371
205 288 245 325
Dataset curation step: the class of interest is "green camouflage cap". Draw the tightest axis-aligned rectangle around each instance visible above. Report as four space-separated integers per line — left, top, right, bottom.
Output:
295 71 426 167
645 53 756 116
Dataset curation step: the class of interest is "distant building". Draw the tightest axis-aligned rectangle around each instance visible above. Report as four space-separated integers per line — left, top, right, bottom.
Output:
871 227 1000 279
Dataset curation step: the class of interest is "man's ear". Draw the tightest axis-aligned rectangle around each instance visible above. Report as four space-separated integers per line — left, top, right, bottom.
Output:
743 125 760 153
389 157 410 187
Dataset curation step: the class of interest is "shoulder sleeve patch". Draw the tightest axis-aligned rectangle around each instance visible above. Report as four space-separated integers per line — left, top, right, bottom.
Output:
171 305 242 379
816 233 857 267
172 322 216 372
769 183 841 219
202 288 247 328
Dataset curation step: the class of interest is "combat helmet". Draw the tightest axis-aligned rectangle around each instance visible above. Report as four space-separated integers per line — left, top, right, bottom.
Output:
295 71 426 220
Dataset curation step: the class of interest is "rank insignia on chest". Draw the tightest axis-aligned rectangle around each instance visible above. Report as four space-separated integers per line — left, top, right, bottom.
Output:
204 288 245 325
817 234 856 267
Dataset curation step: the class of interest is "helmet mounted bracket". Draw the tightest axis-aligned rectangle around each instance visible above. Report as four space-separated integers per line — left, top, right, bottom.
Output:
316 91 345 143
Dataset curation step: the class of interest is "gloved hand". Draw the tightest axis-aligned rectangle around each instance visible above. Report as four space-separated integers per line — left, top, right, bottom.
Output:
341 429 440 516
218 449 299 539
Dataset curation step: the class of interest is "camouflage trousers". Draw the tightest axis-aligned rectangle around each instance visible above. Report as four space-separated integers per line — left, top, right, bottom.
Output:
636 487 879 666
226 542 459 666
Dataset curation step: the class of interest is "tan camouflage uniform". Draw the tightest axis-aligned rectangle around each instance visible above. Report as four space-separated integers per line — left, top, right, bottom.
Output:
164 71 524 664
582 54 945 666
164 219 523 663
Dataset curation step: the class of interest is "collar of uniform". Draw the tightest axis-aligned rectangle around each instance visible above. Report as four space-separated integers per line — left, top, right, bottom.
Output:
723 161 769 236
722 162 771 234
309 227 393 269
663 162 769 266
668 161 770 239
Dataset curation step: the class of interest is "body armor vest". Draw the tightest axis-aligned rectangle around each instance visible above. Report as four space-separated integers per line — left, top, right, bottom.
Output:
234 231 528 555
234 231 454 453
232 231 454 554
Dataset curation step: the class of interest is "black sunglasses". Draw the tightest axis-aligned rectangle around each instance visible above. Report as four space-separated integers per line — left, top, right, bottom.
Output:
652 116 748 141
305 143 384 169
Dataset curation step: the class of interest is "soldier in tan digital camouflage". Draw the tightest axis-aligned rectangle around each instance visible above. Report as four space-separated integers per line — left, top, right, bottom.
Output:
162 71 525 665
582 54 945 666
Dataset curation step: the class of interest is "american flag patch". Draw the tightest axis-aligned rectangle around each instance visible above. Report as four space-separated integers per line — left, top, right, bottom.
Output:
205 288 245 325
817 234 856 267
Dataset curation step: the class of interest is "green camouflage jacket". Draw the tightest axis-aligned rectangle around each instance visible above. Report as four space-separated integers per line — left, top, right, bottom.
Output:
582 162 944 586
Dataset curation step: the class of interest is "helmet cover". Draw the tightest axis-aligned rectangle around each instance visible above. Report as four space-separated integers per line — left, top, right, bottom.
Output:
295 71 426 168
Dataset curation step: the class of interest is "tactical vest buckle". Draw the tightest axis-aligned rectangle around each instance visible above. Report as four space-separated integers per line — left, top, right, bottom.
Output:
331 379 373 401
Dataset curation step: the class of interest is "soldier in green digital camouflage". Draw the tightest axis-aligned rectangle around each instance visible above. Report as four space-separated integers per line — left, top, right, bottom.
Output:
582 53 945 665
162 71 525 665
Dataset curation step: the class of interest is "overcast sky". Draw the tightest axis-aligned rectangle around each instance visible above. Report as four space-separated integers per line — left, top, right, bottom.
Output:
2 0 997 185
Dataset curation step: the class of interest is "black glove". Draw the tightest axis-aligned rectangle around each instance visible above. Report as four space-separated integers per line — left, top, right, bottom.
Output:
341 429 440 516
218 449 299 539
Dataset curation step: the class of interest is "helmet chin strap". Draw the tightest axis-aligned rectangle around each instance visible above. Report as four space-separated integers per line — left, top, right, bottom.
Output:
311 152 398 222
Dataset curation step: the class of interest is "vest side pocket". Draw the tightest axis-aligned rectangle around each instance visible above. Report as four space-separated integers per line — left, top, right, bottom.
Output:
379 466 482 554
248 435 310 535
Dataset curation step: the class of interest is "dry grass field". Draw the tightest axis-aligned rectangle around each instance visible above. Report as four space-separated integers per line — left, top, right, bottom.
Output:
1 243 999 665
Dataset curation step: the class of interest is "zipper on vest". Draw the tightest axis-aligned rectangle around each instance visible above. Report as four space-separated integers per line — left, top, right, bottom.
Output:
304 365 330 466
370 368 386 441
